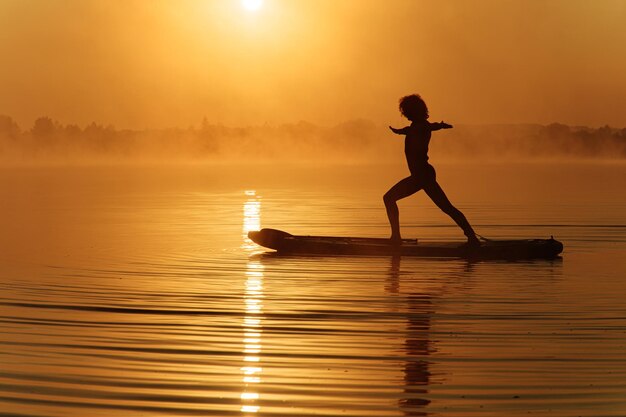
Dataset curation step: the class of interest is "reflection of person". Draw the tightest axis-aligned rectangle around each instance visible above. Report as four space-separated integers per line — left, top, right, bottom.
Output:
387 256 431 416
384 94 479 246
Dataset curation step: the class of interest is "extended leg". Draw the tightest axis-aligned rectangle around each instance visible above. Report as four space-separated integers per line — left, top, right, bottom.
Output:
425 181 479 244
383 177 422 241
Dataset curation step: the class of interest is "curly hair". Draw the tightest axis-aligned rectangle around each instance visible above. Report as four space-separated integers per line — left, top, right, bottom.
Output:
399 94 429 121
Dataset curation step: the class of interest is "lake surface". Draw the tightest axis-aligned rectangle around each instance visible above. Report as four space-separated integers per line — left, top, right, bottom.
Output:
1 162 626 416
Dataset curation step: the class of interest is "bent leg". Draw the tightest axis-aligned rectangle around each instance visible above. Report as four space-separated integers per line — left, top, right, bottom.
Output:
424 181 477 241
383 177 422 240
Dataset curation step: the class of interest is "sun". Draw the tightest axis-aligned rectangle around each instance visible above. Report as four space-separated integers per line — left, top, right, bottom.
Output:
241 0 263 12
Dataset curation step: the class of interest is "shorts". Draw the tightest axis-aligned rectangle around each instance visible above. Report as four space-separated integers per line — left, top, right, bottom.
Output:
409 163 437 186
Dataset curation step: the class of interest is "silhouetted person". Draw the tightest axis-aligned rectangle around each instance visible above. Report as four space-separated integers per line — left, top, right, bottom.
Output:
384 94 479 246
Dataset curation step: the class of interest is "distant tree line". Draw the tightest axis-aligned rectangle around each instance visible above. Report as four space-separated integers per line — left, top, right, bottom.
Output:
437 123 626 159
1 114 625 162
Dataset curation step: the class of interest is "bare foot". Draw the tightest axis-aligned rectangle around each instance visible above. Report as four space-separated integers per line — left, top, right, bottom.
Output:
463 235 481 248
389 234 402 245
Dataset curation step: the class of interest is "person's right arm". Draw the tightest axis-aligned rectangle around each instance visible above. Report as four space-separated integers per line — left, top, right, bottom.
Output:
389 126 410 135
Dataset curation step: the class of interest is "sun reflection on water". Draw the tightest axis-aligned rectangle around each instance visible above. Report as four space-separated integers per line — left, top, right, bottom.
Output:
241 190 264 414
242 190 261 251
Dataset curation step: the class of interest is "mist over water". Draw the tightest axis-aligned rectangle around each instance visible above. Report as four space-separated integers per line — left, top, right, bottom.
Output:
1 162 626 416
1 116 625 165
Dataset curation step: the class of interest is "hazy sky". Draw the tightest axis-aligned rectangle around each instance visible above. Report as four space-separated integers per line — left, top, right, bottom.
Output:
1 0 625 129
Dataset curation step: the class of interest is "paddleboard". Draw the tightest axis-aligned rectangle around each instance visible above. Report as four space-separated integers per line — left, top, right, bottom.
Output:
248 228 563 260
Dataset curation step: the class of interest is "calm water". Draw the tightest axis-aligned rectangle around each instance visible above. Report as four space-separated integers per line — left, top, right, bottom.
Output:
1 162 626 417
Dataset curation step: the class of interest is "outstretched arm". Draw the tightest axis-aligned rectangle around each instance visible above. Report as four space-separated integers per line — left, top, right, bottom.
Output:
430 121 453 131
389 126 411 135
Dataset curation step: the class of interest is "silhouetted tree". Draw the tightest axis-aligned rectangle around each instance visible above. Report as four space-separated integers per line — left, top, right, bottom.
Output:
545 122 570 138
64 124 82 136
0 115 20 139
31 116 57 137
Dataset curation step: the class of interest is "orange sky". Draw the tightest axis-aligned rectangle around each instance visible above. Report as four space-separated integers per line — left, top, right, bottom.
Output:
1 0 625 129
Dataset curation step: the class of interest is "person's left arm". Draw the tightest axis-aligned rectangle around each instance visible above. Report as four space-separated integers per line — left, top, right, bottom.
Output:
429 121 453 131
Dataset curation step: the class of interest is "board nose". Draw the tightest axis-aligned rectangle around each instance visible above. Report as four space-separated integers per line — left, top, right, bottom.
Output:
247 230 261 242
247 228 292 250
